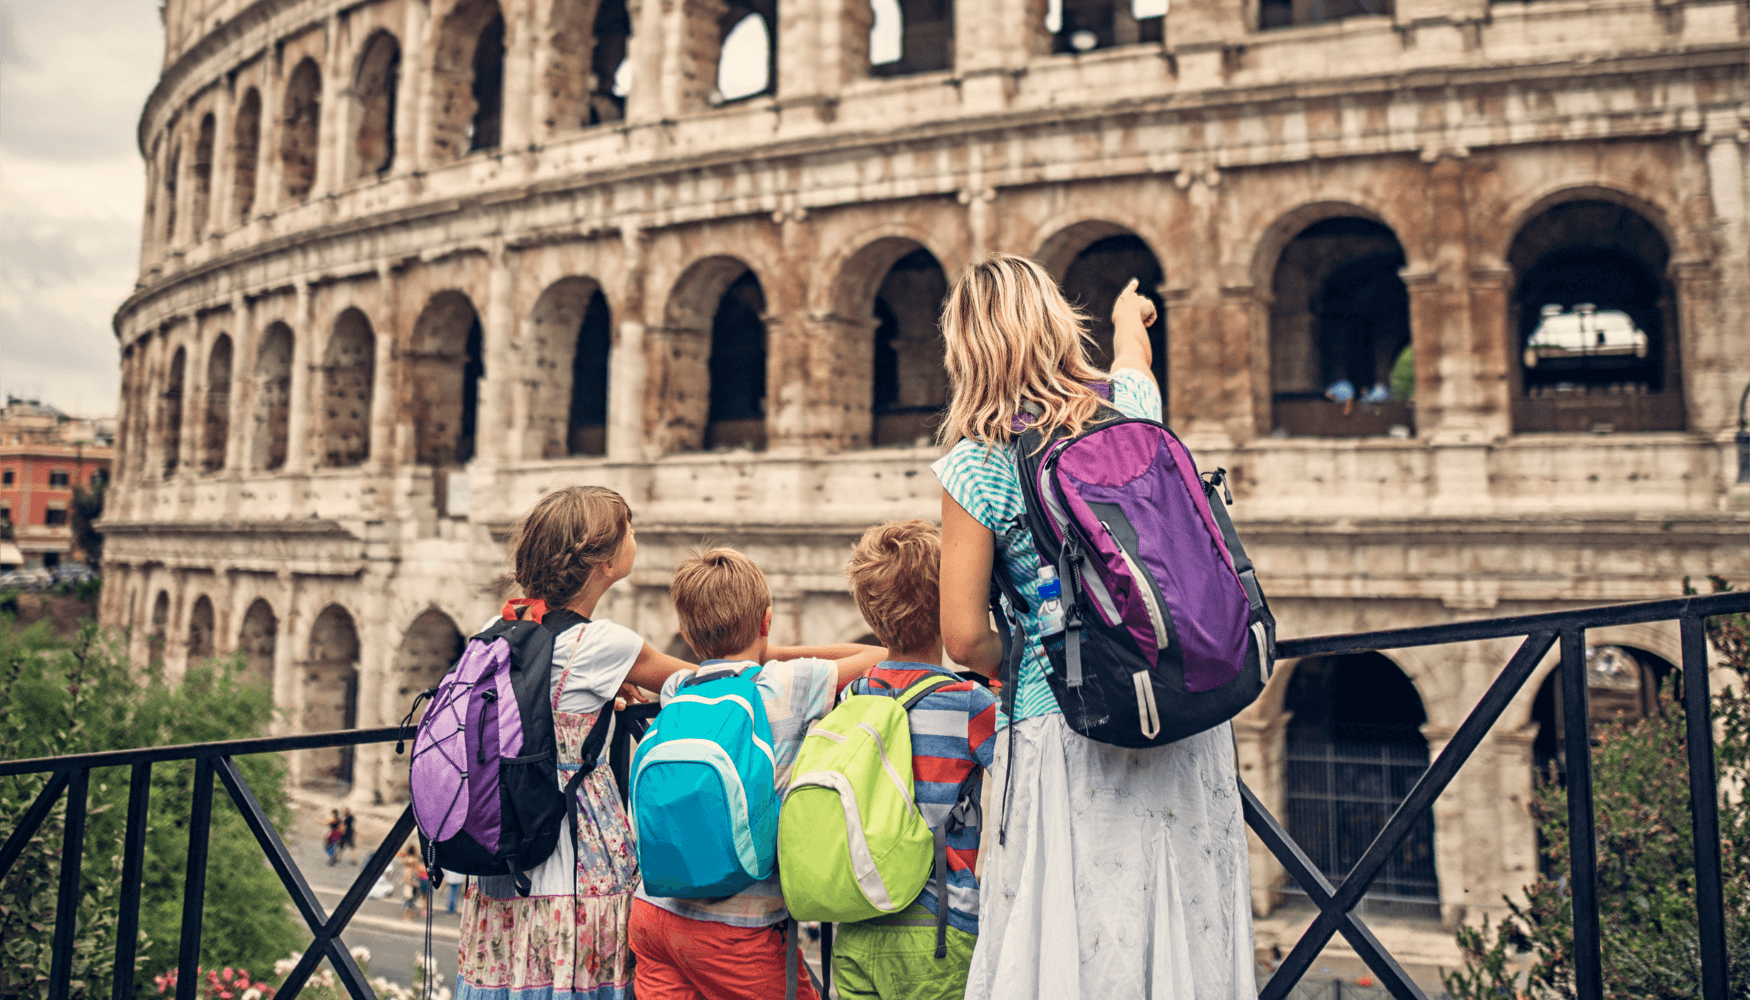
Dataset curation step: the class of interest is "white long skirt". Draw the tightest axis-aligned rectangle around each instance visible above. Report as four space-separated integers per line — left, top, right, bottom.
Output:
966 713 1257 1000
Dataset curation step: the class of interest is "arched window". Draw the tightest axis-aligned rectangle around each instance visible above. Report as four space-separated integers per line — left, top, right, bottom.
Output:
432 0 506 159
162 346 187 479
870 0 954 76
1530 644 1676 786
302 605 361 789
529 277 611 457
354 31 401 179
149 590 170 664
191 114 216 238
202 334 232 474
239 598 278 689
1507 199 1681 433
321 309 375 467
1268 216 1411 437
708 270 768 450
385 610 465 801
411 292 486 466
546 0 632 130
1284 653 1437 911
1060 233 1167 399
716 9 774 102
232 89 262 222
186 594 215 661
281 58 323 202
164 142 181 243
1046 0 1164 54
253 323 294 471
871 248 949 446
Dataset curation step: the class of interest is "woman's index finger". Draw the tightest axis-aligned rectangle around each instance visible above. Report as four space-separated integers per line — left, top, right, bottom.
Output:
1123 277 1140 295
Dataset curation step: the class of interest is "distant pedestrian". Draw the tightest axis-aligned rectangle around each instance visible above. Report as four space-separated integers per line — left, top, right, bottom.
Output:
339 809 358 864
447 876 463 914
400 846 430 920
324 810 343 866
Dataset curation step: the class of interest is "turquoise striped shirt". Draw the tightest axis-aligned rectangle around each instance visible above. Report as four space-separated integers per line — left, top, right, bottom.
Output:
930 368 1162 728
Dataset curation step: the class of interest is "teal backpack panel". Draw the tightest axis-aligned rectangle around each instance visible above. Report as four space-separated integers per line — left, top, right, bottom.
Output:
631 663 780 898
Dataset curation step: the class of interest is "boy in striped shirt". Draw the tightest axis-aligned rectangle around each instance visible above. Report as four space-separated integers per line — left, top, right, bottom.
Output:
836 520 999 1000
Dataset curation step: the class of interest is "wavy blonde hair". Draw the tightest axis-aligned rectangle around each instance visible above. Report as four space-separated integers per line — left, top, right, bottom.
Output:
937 253 1110 448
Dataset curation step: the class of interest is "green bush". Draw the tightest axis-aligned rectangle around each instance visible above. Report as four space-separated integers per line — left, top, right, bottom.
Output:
1445 577 1750 1000
0 617 301 998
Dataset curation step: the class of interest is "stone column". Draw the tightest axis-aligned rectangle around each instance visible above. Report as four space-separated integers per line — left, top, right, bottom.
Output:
774 0 870 132
1702 125 1750 440
1164 169 1239 448
780 312 879 453
499 0 537 154
368 264 399 474
317 14 345 198
1492 725 1540 916
643 324 711 456
1234 704 1290 917
282 283 317 476
224 295 250 478
396 0 429 175
180 330 206 481
609 223 649 460
476 244 517 471
622 0 664 126
953 0 1048 112
1422 723 1467 929
661 0 730 118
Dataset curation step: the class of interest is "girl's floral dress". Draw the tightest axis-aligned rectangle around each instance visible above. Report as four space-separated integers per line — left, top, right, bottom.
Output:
455 619 643 1000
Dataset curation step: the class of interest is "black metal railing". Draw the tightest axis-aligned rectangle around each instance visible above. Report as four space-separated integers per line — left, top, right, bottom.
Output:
2 591 1746 1000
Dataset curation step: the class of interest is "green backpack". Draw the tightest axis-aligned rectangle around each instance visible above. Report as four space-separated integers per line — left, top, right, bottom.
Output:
778 675 958 930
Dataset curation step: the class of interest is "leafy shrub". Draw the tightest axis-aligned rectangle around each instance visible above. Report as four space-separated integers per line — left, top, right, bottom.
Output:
0 617 301 998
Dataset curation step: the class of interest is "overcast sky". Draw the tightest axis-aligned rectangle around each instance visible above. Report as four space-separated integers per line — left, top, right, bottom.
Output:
0 0 161 418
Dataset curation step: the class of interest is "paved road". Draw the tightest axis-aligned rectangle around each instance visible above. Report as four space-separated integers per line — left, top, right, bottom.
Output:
287 836 461 989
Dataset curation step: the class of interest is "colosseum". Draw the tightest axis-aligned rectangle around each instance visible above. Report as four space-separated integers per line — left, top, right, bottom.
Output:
107 0 1748 968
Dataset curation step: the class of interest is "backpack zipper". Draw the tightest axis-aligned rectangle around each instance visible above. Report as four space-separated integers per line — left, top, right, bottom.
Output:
477 689 497 764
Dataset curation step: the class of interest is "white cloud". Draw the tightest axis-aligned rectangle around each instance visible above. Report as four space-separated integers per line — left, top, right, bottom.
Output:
0 0 162 418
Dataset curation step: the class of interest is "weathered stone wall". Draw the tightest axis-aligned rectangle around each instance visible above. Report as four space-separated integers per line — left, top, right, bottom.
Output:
111 0 1749 959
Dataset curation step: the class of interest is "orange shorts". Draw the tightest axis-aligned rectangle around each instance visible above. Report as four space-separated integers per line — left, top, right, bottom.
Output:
628 898 822 1000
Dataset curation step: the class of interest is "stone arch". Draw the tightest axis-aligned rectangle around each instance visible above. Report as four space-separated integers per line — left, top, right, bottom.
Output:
716 5 777 102
164 141 181 242
1282 650 1437 905
232 88 261 221
191 113 216 238
529 276 611 458
186 594 216 661
544 0 632 131
253 323 294 471
320 309 375 467
411 291 486 466
658 256 767 454
162 345 187 479
832 237 950 447
202 334 232 474
280 57 322 203
1035 220 1168 401
1505 194 1682 433
384 609 465 801
1264 212 1412 438
431 0 506 160
303 604 362 790
1527 641 1679 786
352 30 401 179
870 0 954 77
239 598 278 689
148 589 171 664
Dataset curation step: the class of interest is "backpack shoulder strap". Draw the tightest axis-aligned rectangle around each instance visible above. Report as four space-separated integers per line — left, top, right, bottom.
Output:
896 674 958 711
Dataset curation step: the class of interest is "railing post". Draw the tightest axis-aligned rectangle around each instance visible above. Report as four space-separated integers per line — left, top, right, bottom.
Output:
1681 614 1729 1000
46 768 89 1000
114 761 153 1000
1559 627 1603 1000
176 756 216 1000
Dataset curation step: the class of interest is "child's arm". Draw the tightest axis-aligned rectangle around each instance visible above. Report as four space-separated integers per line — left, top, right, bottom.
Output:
830 644 886 691
625 643 696 695
769 641 888 690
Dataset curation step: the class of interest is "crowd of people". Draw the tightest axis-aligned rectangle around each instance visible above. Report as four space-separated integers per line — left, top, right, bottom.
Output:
420 254 1255 1000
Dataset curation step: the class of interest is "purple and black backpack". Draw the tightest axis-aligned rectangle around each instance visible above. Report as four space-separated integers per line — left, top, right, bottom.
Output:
992 389 1276 749
406 603 610 894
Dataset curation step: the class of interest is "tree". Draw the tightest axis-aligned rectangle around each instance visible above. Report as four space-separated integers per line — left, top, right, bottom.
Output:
1445 577 1750 1000
0 618 300 997
69 479 105 567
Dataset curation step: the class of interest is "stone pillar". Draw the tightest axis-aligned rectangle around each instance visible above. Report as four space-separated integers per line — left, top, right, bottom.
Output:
622 0 664 125
609 223 649 460
1493 725 1540 916
644 324 711 455
1422 723 1467 929
1701 125 1750 439
398 0 430 175
661 0 730 118
368 264 399 473
499 0 537 153
224 295 250 477
477 244 517 470
781 312 879 453
317 15 345 198
283 283 316 475
1164 0 1247 88
774 0 870 131
141 330 168 488
354 576 395 805
1234 705 1290 917
1164 169 1238 448
179 330 206 481
953 0 1048 112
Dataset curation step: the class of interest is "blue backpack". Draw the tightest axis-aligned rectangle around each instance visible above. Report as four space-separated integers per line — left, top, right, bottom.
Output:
630 662 780 898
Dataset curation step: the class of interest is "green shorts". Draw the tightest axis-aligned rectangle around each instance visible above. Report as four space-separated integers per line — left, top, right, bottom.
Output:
832 902 978 1000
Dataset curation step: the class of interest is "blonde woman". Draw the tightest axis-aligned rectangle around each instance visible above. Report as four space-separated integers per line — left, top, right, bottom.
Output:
934 254 1256 998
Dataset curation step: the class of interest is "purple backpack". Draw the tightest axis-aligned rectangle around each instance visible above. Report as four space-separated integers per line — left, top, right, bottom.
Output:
406 605 610 894
992 390 1276 748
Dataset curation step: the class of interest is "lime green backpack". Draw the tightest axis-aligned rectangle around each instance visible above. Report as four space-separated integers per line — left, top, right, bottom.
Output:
778 675 957 929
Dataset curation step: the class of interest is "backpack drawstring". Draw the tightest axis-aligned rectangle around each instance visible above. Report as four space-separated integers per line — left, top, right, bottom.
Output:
395 687 436 755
